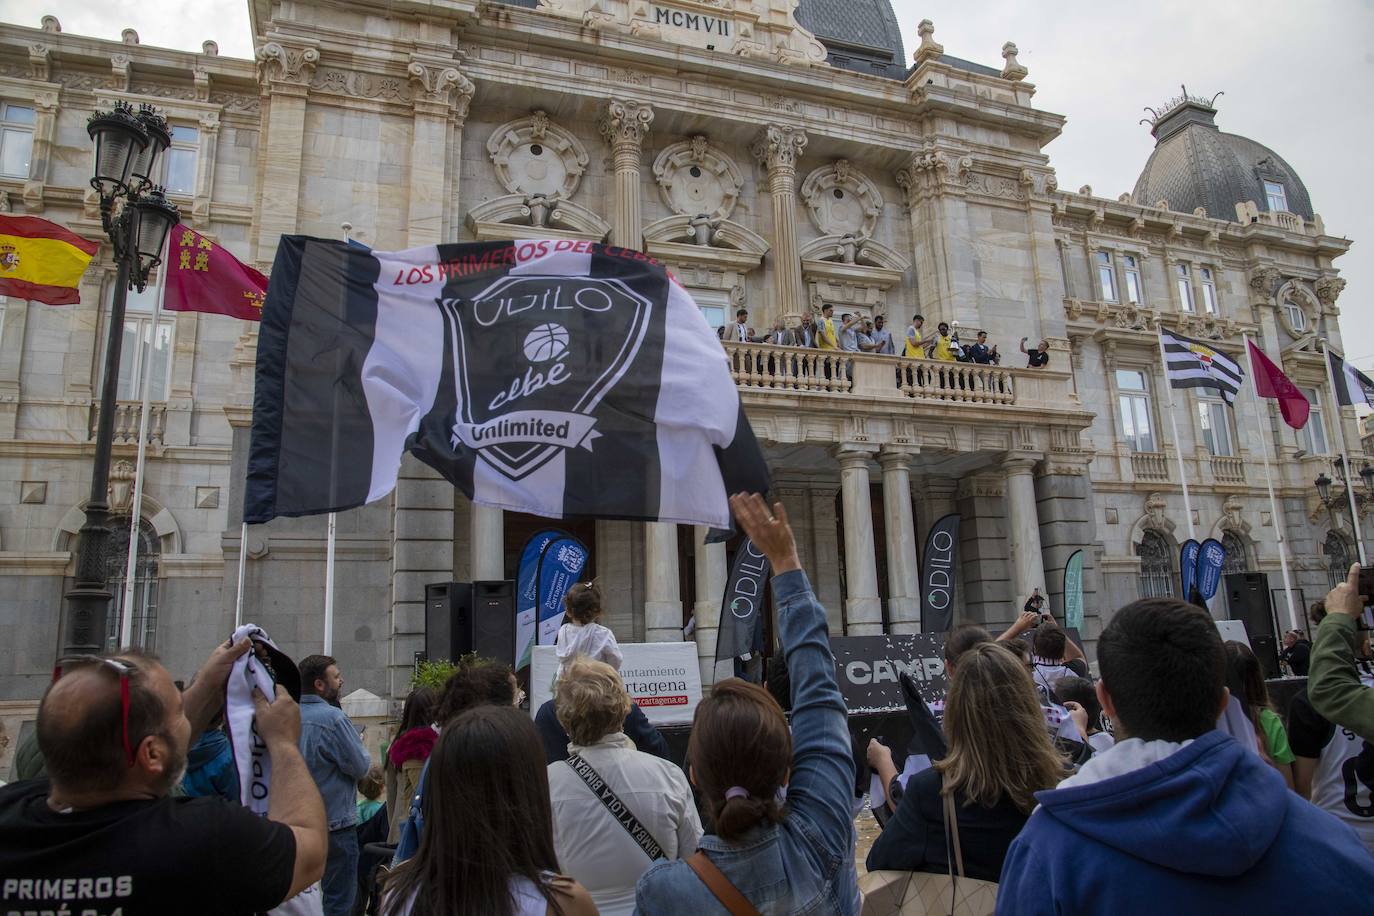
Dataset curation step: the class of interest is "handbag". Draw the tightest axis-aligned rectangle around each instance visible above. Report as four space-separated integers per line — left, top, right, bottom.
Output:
686 851 762 916
859 777 998 916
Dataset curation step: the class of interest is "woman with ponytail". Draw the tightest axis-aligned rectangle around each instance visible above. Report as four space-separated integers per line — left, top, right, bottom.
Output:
636 493 859 915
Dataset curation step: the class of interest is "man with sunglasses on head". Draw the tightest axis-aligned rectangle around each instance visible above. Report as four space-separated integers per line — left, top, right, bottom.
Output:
0 641 328 915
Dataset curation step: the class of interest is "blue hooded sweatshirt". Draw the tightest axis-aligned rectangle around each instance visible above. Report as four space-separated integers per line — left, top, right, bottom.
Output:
997 731 1374 916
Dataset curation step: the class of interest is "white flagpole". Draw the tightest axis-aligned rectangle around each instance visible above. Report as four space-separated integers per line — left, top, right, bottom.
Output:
235 521 248 629
1156 330 1198 541
322 223 354 654
1320 338 1368 566
1243 333 1301 632
119 237 169 647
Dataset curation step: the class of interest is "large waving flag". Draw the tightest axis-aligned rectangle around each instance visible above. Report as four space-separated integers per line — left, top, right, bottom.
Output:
1247 339 1310 429
1328 349 1374 409
245 237 770 528
0 215 98 305
165 224 266 320
1161 328 1244 404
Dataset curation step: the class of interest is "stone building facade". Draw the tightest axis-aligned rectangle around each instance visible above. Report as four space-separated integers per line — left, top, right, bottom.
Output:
0 2 1363 751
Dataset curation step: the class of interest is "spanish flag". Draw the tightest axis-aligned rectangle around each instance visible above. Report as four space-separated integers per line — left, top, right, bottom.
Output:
0 215 99 305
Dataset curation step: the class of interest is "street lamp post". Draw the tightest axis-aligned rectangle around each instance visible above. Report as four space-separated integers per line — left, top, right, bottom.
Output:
62 101 179 656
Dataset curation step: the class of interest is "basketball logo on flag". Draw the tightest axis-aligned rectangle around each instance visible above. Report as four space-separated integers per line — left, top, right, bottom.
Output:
440 274 652 481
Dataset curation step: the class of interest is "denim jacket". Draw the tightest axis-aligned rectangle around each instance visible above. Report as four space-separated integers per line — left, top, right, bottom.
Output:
299 695 373 830
635 570 858 915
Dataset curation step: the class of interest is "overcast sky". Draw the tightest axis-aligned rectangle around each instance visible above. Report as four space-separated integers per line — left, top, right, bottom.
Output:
5 1 1370 366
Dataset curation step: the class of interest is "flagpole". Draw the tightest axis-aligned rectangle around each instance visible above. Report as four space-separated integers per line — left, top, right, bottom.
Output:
321 223 354 655
1156 329 1198 541
235 521 248 629
1243 332 1301 632
1320 338 1368 566
119 237 169 647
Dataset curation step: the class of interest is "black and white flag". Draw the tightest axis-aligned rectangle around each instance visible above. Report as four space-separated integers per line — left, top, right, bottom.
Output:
245 238 770 528
1328 349 1374 409
1160 328 1244 404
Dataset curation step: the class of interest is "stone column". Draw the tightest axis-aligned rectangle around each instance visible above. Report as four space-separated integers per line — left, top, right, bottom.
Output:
388 456 456 697
407 59 474 246
471 503 504 581
880 448 921 633
838 446 882 634
1004 457 1048 609
809 487 844 633
191 112 220 228
751 125 808 321
22 87 59 213
599 99 654 249
600 100 680 642
253 41 319 257
692 526 728 686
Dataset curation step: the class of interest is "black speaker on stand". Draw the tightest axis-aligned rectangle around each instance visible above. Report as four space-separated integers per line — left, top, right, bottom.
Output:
1224 572 1280 678
424 580 516 664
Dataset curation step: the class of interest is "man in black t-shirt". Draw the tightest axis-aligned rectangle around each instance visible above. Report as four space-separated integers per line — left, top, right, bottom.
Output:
1280 629 1312 676
0 641 328 915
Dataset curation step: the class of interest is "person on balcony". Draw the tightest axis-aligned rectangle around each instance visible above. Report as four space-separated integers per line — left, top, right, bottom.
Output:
965 330 994 364
932 322 959 361
817 303 840 350
1022 336 1051 367
838 313 863 352
864 315 895 355
903 314 931 358
797 313 818 349
719 308 757 343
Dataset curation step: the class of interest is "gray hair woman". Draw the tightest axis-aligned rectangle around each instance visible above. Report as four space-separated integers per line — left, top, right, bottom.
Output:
547 658 701 916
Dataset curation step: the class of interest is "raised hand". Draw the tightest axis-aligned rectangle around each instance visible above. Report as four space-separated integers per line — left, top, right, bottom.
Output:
1326 563 1364 620
729 493 801 574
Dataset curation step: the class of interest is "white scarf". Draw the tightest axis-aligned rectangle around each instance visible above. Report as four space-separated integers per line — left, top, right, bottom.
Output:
225 624 324 916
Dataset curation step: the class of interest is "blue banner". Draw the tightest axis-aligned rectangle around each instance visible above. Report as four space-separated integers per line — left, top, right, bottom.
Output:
536 536 590 648
1198 538 1226 601
1180 540 1201 601
516 530 565 669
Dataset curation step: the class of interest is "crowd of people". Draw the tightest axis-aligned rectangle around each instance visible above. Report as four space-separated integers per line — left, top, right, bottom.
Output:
720 306 1052 370
6 494 1374 915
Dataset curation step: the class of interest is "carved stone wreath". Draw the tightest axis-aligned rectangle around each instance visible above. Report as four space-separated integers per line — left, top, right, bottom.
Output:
486 110 590 201
1275 279 1319 339
652 135 744 221
800 160 883 239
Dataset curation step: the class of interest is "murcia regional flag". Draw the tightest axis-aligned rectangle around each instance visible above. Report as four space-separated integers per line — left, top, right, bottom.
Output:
245 237 770 528
1161 328 1244 404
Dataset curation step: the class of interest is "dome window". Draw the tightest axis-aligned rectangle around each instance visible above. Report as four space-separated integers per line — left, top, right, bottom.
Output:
1264 180 1289 213
1284 298 1308 334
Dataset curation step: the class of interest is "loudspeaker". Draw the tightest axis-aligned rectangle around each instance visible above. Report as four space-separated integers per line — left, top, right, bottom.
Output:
1225 572 1274 638
425 581 470 663
1249 633 1281 680
424 580 516 664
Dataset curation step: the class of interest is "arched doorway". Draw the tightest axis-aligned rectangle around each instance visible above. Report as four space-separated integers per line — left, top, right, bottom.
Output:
105 517 161 651
1136 530 1176 599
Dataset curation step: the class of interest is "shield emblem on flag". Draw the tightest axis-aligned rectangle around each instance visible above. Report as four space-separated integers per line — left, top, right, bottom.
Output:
438 274 652 481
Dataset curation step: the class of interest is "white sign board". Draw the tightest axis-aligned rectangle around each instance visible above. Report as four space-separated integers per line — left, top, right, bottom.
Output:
530 642 704 726
1215 619 1251 648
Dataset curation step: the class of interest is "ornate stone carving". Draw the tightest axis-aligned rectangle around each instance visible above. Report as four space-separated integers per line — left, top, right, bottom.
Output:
598 99 655 153
255 42 320 86
1249 266 1282 299
28 43 50 81
310 68 410 102
652 135 744 221
407 60 475 118
1000 42 1027 81
800 160 883 238
109 460 136 513
750 125 808 175
1143 492 1173 533
1315 275 1346 308
203 40 219 56
964 169 1026 201
1276 280 1319 338
111 54 131 92
487 111 589 200
914 19 943 64
40 14 60 32
1220 494 1250 535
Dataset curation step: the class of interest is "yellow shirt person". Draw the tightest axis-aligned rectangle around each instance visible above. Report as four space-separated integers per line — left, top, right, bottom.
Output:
817 308 839 350
932 323 958 361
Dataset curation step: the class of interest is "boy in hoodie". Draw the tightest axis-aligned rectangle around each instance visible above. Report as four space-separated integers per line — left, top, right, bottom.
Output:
997 597 1374 916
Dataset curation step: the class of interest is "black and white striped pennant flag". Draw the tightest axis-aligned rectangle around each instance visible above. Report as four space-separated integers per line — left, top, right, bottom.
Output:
245 237 770 528
1160 328 1244 404
1328 349 1374 409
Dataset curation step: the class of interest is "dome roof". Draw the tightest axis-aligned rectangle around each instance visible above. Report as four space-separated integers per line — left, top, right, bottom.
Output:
794 0 906 79
1132 91 1313 222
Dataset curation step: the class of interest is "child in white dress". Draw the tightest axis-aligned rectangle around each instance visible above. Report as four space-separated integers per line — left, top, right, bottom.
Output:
556 582 622 678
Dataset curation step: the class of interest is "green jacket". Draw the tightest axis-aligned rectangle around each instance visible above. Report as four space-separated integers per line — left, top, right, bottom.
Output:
1308 614 1374 741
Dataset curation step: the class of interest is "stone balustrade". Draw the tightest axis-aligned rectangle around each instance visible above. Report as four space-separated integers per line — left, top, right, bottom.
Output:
1131 450 1171 481
1210 455 1245 483
89 401 167 446
722 341 1058 409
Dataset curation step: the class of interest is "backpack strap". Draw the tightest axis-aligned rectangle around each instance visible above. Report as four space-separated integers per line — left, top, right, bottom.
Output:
686 851 761 916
